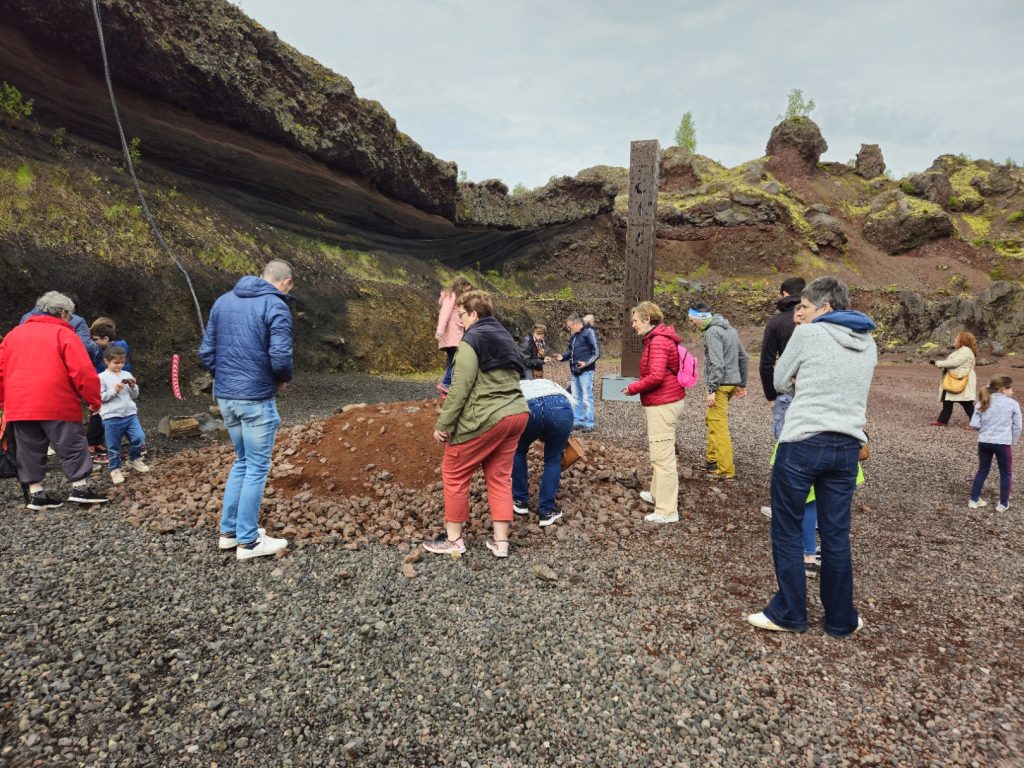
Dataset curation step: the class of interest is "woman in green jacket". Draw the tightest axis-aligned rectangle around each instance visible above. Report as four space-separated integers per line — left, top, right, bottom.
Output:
424 291 529 558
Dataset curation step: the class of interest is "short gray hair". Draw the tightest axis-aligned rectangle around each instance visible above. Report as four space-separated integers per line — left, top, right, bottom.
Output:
261 259 293 283
802 276 850 311
565 313 582 325
35 291 75 317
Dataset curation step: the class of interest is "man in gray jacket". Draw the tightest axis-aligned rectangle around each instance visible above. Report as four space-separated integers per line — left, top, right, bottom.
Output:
688 303 748 481
747 276 876 638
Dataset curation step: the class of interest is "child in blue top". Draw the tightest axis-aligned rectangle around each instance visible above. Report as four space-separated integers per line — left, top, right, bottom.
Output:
98 345 149 485
968 375 1021 512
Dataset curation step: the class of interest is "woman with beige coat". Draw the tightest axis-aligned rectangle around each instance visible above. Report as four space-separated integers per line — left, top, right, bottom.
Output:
929 331 977 427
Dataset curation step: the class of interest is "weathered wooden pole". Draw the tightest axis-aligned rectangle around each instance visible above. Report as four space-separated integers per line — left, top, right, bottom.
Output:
621 139 660 377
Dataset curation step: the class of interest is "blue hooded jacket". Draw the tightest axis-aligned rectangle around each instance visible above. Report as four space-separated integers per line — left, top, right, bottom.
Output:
812 310 877 333
199 276 294 400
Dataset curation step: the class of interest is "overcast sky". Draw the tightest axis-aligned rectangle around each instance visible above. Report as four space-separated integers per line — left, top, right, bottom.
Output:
234 0 1022 188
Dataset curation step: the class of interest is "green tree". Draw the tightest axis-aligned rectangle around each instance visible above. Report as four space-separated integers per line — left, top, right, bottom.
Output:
674 112 697 154
511 182 528 196
780 88 815 120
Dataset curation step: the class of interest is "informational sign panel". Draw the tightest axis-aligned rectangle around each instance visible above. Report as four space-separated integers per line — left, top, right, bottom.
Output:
621 139 660 378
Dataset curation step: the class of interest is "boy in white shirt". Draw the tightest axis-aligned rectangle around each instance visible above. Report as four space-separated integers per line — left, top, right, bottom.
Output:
98 346 149 484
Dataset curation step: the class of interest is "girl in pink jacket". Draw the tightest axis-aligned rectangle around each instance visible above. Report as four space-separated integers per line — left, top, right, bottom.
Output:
436 276 472 393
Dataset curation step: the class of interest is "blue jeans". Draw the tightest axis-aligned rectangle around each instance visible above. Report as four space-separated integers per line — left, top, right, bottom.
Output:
570 370 595 429
803 500 818 557
103 415 146 469
971 442 1012 506
512 395 574 516
766 433 861 636
218 398 281 546
771 395 793 441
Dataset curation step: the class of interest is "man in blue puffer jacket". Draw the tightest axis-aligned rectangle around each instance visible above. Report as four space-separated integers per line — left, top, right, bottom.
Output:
200 260 295 561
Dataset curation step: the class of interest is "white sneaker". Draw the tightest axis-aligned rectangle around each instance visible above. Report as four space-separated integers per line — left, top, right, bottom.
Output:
746 611 796 632
512 501 530 516
110 469 125 485
996 503 1009 512
127 459 150 473
235 533 287 560
968 499 988 509
219 527 267 550
760 506 773 518
639 491 655 505
644 512 678 523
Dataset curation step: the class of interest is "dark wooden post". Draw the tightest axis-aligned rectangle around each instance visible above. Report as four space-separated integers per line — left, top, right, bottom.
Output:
621 139 660 377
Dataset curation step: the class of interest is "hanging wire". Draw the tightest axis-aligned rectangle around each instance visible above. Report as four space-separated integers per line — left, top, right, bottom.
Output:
90 0 206 336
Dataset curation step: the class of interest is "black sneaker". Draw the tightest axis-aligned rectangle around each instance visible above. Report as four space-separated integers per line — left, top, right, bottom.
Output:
67 487 109 505
538 510 563 528
26 492 63 510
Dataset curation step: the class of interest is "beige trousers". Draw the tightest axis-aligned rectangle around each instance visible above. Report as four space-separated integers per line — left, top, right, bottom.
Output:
644 399 685 517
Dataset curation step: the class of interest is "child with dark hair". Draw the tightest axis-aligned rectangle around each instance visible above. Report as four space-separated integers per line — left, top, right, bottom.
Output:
88 318 132 463
98 345 149 485
968 375 1021 512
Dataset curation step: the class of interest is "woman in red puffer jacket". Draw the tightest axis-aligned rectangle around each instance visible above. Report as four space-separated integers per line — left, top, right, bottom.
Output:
624 301 687 523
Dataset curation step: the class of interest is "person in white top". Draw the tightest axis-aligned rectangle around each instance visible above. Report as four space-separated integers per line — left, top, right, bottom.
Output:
97 345 149 485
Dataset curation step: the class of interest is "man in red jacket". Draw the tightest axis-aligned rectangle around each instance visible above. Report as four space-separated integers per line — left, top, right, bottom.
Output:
0 291 108 509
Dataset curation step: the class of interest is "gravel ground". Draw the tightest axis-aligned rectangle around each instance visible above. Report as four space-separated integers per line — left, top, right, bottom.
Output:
2 361 1022 767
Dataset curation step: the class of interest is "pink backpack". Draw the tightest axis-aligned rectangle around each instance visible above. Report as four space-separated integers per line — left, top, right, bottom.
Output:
675 344 699 390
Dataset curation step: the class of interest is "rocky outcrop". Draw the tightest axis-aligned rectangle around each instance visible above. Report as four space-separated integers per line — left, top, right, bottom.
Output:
0 0 457 219
575 165 629 197
804 205 847 249
659 150 724 193
901 172 953 207
765 117 828 173
659 193 788 228
854 144 886 179
455 176 615 229
863 191 954 254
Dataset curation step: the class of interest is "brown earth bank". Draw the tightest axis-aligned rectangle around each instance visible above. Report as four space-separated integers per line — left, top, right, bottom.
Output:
1 362 1022 765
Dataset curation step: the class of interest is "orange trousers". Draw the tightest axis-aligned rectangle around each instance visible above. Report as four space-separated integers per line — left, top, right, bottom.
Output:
442 412 529 523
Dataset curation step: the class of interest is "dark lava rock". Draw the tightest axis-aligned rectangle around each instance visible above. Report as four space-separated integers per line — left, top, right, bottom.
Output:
765 117 828 168
863 191 954 254
901 172 954 207
854 144 886 179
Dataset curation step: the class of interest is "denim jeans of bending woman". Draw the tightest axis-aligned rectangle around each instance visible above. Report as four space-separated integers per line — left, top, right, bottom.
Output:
512 395 574 517
218 397 281 546
765 432 861 636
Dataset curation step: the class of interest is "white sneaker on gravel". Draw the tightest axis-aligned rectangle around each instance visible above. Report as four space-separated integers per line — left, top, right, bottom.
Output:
996 503 1009 512
639 490 655 505
644 512 678 523
968 499 988 509
236 533 287 560
127 459 150 473
760 506 772 518
513 501 530 516
219 527 267 550
110 469 125 485
746 612 796 633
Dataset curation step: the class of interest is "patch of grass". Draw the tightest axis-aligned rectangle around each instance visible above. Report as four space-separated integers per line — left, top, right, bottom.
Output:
994 240 1024 258
962 213 991 238
317 242 407 283
14 164 33 190
0 82 33 119
552 286 575 300
197 244 256 274
482 268 526 297
688 262 711 280
1008 210 1024 224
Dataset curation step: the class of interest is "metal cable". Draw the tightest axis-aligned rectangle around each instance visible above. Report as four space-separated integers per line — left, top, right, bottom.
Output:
90 0 206 336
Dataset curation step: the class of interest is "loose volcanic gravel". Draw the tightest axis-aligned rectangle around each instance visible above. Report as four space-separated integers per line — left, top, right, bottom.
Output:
1 362 1022 767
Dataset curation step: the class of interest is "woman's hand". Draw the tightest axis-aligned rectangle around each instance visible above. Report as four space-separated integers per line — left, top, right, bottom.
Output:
433 430 449 444
705 393 716 408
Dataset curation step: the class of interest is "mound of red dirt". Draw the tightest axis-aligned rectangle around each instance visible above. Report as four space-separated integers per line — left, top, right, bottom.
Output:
120 400 757 552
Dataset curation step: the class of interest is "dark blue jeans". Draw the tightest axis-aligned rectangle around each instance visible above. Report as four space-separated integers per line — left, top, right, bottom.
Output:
512 395 574 516
971 442 1012 506
766 432 861 636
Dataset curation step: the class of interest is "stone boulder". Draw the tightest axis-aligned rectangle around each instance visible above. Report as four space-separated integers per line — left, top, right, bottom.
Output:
804 208 847 249
575 165 629 197
901 172 953 207
854 144 886 179
765 117 828 169
863 191 954 254
972 165 1018 196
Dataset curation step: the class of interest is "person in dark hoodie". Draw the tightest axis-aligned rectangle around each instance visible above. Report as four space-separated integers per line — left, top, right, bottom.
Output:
624 301 687 524
688 303 748 481
760 277 805 440
425 290 529 558
748 276 876 638
199 260 294 561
